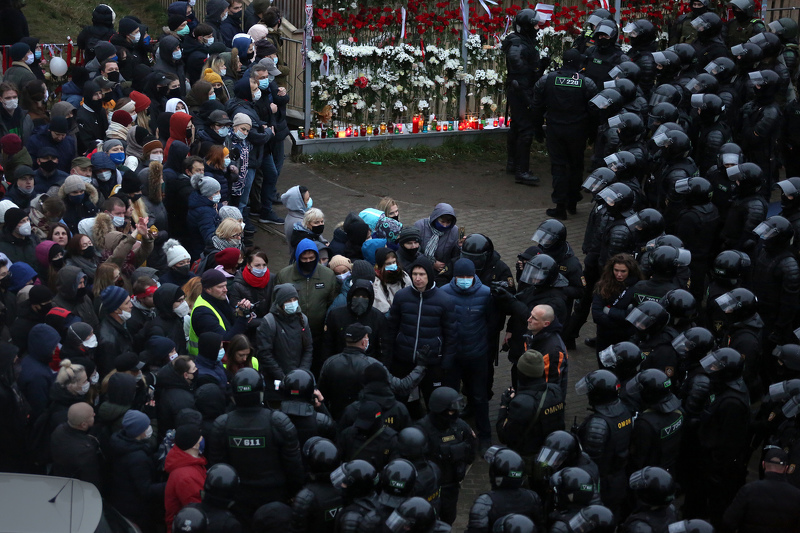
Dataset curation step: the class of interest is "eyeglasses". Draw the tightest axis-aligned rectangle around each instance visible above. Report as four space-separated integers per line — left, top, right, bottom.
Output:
232 232 243 239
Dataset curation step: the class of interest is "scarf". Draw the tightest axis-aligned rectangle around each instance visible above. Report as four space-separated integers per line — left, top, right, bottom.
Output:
231 140 250 197
424 222 443 261
212 235 244 253
105 121 130 141
242 265 270 288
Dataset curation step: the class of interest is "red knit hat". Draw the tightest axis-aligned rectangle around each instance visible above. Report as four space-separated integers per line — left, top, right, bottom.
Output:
129 91 151 114
215 247 241 269
111 110 133 127
0 134 22 155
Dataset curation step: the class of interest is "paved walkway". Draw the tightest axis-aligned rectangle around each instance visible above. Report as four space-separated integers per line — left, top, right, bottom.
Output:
254 159 600 530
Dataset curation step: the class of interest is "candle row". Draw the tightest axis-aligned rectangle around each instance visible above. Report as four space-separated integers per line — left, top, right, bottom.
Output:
297 116 509 140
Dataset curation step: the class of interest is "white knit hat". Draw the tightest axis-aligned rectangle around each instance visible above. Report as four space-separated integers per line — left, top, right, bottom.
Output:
164 239 191 267
0 199 17 223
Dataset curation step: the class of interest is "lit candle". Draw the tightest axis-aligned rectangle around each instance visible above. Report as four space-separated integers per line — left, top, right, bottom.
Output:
338 130 346 138
436 124 442 132
345 126 352 137
458 122 466 131
367 125 373 136
493 119 498 127
499 116 506 127
380 122 387 135
412 114 420 134
360 124 367 136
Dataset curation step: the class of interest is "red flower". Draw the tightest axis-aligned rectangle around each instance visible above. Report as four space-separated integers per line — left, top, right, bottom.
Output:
354 76 369 88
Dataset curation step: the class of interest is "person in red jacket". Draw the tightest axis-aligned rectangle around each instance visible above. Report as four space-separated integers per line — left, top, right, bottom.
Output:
164 424 207 530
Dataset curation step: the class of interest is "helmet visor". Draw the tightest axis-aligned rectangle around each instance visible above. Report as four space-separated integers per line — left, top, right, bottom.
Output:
749 32 768 45
599 345 618 368
590 94 613 109
531 228 558 247
714 292 739 313
569 511 600 533
385 511 413 533
595 24 615 37
626 307 656 330
622 21 638 35
704 60 723 75
721 152 741 166
668 523 691 533
520 261 549 285
690 93 706 107
686 78 704 94
795 326 800 342
769 20 784 34
330 465 347 487
651 132 671 147
535 446 566 468
777 179 800 198
483 444 505 463
607 114 624 129
754 221 780 240
700 352 726 373
691 16 711 31
671 332 695 355
603 153 625 172
628 468 647 490
586 14 605 27
603 80 618 90
652 51 668 65
625 375 645 395
769 381 792 402
725 164 743 181
675 248 692 266
748 70 766 86
625 213 644 231
575 376 590 396
731 44 747 56
449 394 467 411
608 65 623 79
582 174 608 193
782 395 800 418
674 177 692 194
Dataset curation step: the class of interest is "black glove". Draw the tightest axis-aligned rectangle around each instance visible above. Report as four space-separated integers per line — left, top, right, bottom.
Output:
494 286 515 305
229 147 241 160
539 56 552 71
500 387 515 408
415 345 434 367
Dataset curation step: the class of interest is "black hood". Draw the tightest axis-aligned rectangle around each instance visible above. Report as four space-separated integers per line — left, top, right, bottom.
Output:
407 255 435 291
195 383 227 420
346 279 375 315
0 342 18 387
156 363 191 392
154 283 183 316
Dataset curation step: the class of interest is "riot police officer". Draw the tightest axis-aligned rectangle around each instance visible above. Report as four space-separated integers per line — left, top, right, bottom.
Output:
765 380 800 489
512 254 571 332
530 431 601 503
626 369 684 473
185 463 243 533
332 460 379 533
415 387 476 524
739 70 783 196
597 183 637 267
292 437 344 533
627 300 682 383
776 178 800 256
466 446 545 533
770 17 800 85
726 0 766 48
172 506 209 533
688 95 731 175
551 505 616 533
384 497 450 533
494 514 537 533
670 0 714 44
630 249 687 305
339 400 398 471
358 459 419 532
691 12 729 67
208 368 304 517
503 8 545 186
547 467 597 525
394 427 443 515
531 48 598 218
584 20 629 89
621 467 678 533
598 341 645 391
280 369 337 447
574 8 615 53
720 162 768 252
624 19 659 97
713 287 764 396
575 370 634 514
704 251 752 334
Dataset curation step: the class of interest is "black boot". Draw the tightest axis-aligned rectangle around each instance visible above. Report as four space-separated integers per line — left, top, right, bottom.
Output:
515 172 540 186
546 205 568 220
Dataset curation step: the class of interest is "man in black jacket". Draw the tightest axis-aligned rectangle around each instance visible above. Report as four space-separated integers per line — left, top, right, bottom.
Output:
324 279 391 363
338 400 397 470
337 363 412 433
155 355 197 440
50 402 104 490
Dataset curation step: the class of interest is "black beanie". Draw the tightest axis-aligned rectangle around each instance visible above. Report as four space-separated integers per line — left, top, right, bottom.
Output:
197 331 222 361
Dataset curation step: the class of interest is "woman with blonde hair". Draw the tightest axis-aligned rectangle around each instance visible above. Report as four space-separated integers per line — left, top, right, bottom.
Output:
212 218 244 253
181 276 204 339
289 207 327 256
376 197 399 220
43 359 91 434
93 262 124 300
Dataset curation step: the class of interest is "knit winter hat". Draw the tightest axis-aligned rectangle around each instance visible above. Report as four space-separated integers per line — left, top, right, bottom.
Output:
453 258 475 278
29 284 53 306
63 175 86 194
129 91 151 113
168 14 186 31
0 200 19 223
232 113 252 127
111 110 133 127
328 255 352 272
397 226 421 245
103 139 124 152
107 372 137 405
190 174 221 197
203 68 223 85
13 165 34 182
100 285 129 314
175 424 202 450
164 239 191 267
122 410 150 438
219 206 242 220
0 134 22 155
49 116 69 134
4 207 26 230
351 260 375 284
215 247 241 269
201 268 227 289
10 42 30 61
118 17 140 36
517 350 545 378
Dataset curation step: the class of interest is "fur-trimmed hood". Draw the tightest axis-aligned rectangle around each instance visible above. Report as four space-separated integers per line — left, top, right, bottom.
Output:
92 212 115 250
58 181 99 205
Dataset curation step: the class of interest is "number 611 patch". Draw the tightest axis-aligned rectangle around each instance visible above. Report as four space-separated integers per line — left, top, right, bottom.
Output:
229 436 265 448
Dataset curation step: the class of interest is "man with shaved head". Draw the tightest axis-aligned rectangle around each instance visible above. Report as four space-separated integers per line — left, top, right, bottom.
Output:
523 304 569 401
50 402 104 490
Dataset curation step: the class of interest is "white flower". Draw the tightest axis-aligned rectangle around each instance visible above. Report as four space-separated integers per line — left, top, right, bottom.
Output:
418 100 430 110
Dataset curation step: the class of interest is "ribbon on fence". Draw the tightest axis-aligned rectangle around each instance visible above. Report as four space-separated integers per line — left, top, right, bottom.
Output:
400 6 407 39
461 0 469 40
500 15 511 38
303 3 314 69
420 38 425 59
478 0 498 18
320 53 330 76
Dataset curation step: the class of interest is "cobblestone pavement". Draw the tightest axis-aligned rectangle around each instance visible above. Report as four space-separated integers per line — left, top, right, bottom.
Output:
255 159 599 530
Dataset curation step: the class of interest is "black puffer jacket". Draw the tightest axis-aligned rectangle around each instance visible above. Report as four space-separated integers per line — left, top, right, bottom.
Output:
145 283 187 355
194 383 228 438
255 283 313 381
154 363 195 439
387 256 457 367
228 269 274 318
324 279 392 363
108 431 165 529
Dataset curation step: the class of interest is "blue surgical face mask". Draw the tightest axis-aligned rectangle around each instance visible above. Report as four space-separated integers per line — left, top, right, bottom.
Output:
177 26 191 36
456 277 473 290
208 93 216 100
234 129 247 141
112 215 126 227
144 35 152 45
34 50 42 60
172 50 182 60
205 36 215 46
217 348 225 362
258 78 269 90
251 266 268 277
268 75 275 82
109 152 126 165
284 300 299 314
384 263 398 271
217 126 230 137
97 170 112 181
306 197 313 209
336 272 351 282
198 437 205 454
224 157 231 167
272 57 279 66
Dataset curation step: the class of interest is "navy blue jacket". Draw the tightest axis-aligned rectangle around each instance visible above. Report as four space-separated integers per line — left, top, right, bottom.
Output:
440 275 493 360
185 191 221 259
18 351 54 419
25 123 77 173
387 256 457 367
195 352 228 390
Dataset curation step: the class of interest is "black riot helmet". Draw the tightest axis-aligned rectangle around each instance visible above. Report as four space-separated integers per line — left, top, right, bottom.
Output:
773 344 800 372
302 436 341 475
280 369 316 414
568 505 616 533
582 167 618 193
232 367 265 406
711 250 751 284
485 446 526 489
700 347 745 382
598 341 644 373
428 386 466 414
204 463 240 501
386 498 436 533
396 427 429 461
749 31 782 58
730 0 756 17
717 142 744 169
608 112 645 144
704 56 737 83
626 369 680 410
629 466 676 506
604 151 638 182
648 103 679 132
673 176 712 205
625 208 665 242
331 460 378 500
172 506 208 533
691 12 723 39
531 219 567 252
690 94 725 124
649 245 691 278
649 82 682 106
586 8 614 29
550 467 596 508
731 42 763 68
514 8 543 37
603 78 637 102
461 233 495 271
651 122 686 141
589 88 624 117
753 215 795 249
608 61 642 84
685 73 720 94
660 289 697 320
726 162 763 195
652 51 682 81
768 380 800 418
714 287 758 324
379 459 418 506
594 20 619 49
667 43 697 68
575 369 621 405
537 430 582 471
645 234 684 252
777 177 800 209
492 514 537 533
672 327 716 362
748 69 781 101
520 253 569 288
651 130 692 160
668 519 716 533
623 18 657 46
769 17 800 43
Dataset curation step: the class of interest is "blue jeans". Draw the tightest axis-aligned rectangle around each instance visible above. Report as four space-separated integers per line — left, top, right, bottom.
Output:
272 136 286 175
238 169 256 210
259 154 278 218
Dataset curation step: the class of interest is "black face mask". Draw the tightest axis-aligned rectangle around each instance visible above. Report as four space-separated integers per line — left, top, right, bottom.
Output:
106 71 120 83
51 258 65 269
39 160 58 173
131 193 142 203
350 296 370 316
76 287 87 299
169 88 182 98
82 246 95 259
299 260 315 274
311 224 324 235
175 264 191 276
157 85 169 96
0 277 10 290
88 97 104 112
102 92 114 102
36 303 53 316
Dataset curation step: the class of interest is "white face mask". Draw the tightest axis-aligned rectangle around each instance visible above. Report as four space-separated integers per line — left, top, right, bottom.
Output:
80 175 93 184
24 54 34 65
83 334 98 349
130 112 137 122
211 193 221 203
17 221 31 236
219 68 227 77
144 426 153 438
119 309 132 321
43 89 49 102
253 88 262 101
90 372 99 385
80 381 91 394
150 153 164 163
221 11 228 20
174 301 190 317
132 32 141 43
112 215 125 227
224 157 231 167
97 170 113 181
2 98 18 111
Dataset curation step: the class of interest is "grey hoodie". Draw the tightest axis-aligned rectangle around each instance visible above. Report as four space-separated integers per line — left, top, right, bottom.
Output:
255 283 313 380
281 185 308 244
413 203 460 263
